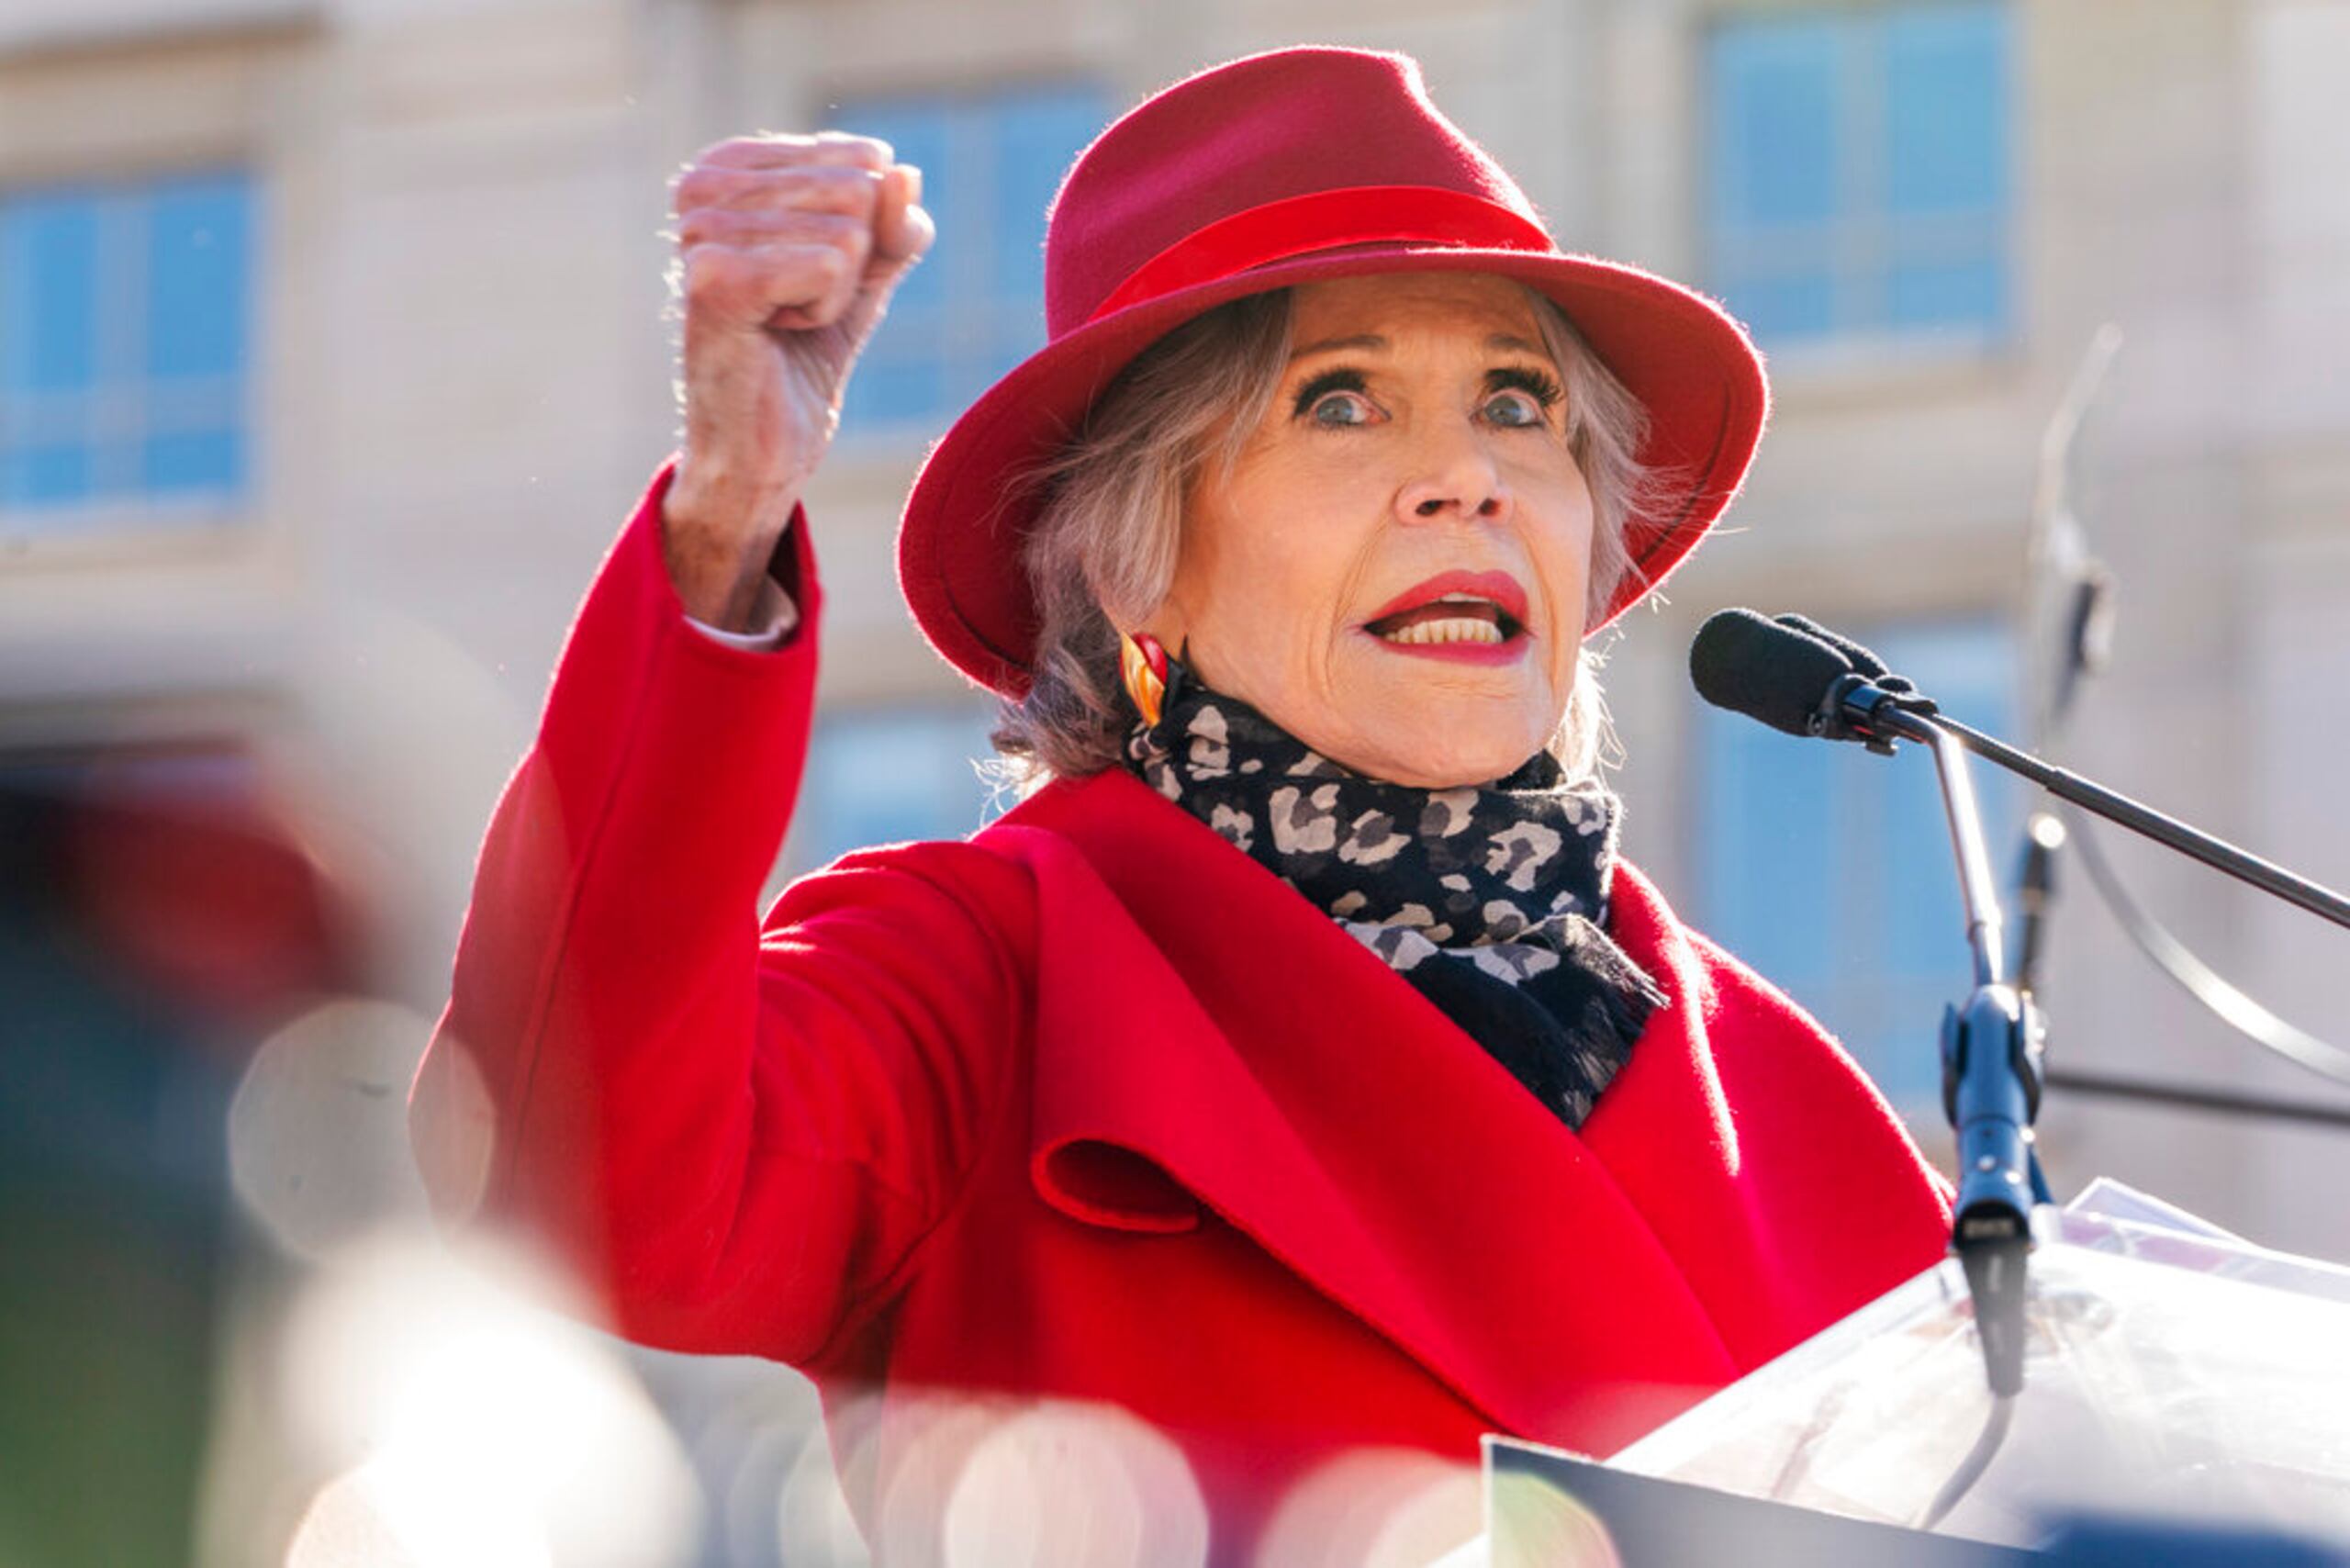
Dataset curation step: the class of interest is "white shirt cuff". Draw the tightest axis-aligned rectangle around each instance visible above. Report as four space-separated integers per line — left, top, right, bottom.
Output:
682 574 800 651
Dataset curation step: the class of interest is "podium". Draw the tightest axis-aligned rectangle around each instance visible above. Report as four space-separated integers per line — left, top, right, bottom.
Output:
1441 1182 2350 1564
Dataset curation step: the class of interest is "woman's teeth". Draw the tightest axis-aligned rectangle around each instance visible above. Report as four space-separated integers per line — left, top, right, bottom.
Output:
1378 618 1506 646
1366 591 1521 646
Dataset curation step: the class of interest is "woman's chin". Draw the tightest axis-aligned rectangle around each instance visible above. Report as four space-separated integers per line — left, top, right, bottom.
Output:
1326 715 1555 789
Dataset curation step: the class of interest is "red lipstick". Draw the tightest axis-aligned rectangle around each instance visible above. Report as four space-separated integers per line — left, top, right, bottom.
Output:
1360 569 1534 666
1363 569 1530 630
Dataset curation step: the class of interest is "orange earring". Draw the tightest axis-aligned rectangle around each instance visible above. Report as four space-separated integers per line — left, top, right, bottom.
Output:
1120 630 1169 726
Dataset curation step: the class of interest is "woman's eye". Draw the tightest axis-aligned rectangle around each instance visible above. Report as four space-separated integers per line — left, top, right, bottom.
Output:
1307 390 1376 427
1483 389 1548 428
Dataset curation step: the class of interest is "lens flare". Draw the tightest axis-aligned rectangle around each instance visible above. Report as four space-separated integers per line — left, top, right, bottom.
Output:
279 1233 699 1566
286 1458 552 1568
1255 1447 1481 1567
229 999 442 1258
940 1400 1207 1568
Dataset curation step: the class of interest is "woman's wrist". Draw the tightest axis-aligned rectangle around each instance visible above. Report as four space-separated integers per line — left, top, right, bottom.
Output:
661 460 804 631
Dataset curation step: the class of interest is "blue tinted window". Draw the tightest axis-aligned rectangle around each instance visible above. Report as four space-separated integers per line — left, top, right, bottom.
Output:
1701 716 1840 993
2 194 101 392
990 84 1099 299
16 444 92 505
1707 2 2009 349
0 169 254 531
143 429 242 494
1729 272 1841 342
1698 620 2020 1113
835 99 951 315
1886 5 2009 217
147 175 252 381
1709 17 1848 230
791 705 999 869
1889 255 2003 330
835 80 1107 432
844 357 946 429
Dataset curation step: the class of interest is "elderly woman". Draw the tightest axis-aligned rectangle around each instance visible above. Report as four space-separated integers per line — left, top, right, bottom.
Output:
412 46 1947 1560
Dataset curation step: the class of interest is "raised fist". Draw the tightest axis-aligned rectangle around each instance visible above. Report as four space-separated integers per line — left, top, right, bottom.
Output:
662 132 933 629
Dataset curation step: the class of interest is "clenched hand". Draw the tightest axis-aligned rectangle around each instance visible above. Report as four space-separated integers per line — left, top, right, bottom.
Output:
661 133 933 630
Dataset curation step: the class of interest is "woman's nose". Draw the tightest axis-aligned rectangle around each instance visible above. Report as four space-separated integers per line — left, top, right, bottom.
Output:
1394 431 1510 524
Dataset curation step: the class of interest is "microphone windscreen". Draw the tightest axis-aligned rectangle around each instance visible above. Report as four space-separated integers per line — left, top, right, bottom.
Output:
1774 613 1916 694
1774 613 1883 678
1688 609 1855 737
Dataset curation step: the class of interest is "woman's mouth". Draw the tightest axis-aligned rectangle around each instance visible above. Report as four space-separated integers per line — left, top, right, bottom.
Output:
1360 570 1535 665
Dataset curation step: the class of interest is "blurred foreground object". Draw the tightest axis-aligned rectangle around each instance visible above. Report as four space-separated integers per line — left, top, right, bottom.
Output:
0 750 365 1565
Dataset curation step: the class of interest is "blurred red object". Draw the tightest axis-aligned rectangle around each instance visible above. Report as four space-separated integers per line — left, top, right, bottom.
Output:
54 751 363 1034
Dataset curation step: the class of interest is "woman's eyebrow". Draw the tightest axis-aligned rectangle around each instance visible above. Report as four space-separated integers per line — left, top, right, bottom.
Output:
1287 332 1387 361
1287 330 1554 362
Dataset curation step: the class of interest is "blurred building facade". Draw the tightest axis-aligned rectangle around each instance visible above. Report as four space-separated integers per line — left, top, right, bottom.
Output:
5 0 2349 1562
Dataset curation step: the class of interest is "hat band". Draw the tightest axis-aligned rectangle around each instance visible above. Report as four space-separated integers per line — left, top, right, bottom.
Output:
1086 185 1556 323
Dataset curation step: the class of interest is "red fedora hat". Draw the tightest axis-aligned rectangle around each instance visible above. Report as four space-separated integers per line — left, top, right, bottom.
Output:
896 45 1768 698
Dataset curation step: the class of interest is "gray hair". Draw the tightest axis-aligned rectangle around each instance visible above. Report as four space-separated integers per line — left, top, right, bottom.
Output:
989 281 1662 791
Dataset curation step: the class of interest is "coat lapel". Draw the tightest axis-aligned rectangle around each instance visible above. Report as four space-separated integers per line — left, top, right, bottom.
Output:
984 770 1747 1452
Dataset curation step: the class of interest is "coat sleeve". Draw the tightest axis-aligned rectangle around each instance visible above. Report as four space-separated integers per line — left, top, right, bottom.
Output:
408 454 1033 1366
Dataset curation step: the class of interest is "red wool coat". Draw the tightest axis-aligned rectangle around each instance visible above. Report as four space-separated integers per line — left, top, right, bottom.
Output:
409 458 1951 1560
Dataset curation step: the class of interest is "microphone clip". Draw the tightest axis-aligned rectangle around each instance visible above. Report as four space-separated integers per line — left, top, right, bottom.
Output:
1809 674 1938 756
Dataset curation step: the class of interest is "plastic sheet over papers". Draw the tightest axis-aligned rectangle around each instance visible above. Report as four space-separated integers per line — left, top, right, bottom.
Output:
1600 1179 2350 1551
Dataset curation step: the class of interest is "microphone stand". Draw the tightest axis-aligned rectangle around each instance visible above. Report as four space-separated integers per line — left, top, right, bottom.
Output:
1831 663 2350 1390
1846 690 2049 1400
1695 594 2350 1501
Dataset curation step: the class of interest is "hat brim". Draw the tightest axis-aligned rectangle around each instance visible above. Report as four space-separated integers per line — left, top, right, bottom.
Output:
897 243 1768 697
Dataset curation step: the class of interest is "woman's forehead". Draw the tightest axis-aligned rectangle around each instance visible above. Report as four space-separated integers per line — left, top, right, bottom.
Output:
1286 273 1550 356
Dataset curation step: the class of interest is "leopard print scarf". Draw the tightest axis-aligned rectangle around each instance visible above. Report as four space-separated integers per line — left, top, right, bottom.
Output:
1125 655 1667 1131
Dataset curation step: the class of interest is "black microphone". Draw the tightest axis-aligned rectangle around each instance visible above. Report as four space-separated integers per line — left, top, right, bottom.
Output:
1685 608 1856 738
1687 608 1929 751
